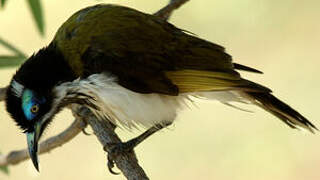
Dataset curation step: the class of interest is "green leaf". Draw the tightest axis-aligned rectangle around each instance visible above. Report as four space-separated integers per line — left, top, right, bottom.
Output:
0 165 9 175
0 37 27 58
0 55 25 68
0 152 9 175
26 0 45 36
0 0 7 8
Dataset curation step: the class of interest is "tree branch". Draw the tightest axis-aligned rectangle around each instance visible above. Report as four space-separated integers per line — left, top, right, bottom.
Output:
0 118 86 167
75 107 149 180
155 0 190 20
0 86 7 101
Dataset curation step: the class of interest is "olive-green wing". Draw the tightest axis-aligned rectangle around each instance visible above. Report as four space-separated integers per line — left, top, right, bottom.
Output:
54 4 267 95
165 70 270 93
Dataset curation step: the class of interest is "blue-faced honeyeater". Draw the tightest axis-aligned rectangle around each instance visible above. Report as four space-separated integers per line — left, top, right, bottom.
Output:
5 4 317 172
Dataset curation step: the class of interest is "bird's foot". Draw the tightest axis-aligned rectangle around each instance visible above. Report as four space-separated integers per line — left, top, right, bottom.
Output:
104 140 137 175
82 128 92 136
103 122 172 174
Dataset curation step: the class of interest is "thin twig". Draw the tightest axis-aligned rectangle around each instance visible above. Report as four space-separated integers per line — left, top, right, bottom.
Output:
0 119 86 167
155 0 190 20
0 86 7 101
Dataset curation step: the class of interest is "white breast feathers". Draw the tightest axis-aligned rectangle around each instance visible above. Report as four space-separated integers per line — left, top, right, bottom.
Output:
54 73 248 130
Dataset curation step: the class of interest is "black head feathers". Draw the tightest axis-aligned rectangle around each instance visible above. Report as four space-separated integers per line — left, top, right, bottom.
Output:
5 43 76 132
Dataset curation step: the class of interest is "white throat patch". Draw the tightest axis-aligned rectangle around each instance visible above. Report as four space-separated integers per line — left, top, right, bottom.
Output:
11 80 24 98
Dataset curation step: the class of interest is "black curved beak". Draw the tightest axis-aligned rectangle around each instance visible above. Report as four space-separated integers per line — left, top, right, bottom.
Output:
26 122 41 172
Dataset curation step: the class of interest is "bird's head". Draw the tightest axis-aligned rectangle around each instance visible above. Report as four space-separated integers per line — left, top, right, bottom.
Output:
5 46 77 171
5 80 57 171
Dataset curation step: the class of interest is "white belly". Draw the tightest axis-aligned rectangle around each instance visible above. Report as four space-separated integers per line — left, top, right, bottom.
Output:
63 73 247 129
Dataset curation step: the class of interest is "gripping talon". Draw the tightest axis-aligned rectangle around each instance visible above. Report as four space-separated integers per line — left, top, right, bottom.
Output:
82 128 91 136
103 123 171 175
104 142 136 175
107 154 120 175
105 143 126 175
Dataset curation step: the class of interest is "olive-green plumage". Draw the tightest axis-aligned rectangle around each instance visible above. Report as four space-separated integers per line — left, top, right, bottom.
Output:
51 4 317 132
53 4 268 95
55 4 233 73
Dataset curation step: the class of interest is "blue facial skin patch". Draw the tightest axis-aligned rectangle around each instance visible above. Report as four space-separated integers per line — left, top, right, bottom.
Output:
22 89 46 121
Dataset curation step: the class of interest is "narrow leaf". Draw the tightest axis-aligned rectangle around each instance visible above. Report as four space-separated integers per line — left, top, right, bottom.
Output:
0 37 27 58
0 0 7 8
26 0 45 36
0 152 9 175
0 166 9 175
0 55 25 68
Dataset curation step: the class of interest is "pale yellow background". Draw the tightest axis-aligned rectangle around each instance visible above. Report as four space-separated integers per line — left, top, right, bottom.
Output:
0 0 319 180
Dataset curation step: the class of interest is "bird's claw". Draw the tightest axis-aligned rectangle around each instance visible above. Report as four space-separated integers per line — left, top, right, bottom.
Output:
107 154 120 175
81 128 91 136
104 141 136 175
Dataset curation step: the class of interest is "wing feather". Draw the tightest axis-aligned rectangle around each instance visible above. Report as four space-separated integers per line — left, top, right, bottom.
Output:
166 70 271 93
54 5 265 95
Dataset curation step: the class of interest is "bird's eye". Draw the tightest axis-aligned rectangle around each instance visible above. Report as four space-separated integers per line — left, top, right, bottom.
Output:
21 89 45 120
30 104 39 113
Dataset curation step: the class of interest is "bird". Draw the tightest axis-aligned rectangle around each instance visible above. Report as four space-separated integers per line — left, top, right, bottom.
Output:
5 4 317 172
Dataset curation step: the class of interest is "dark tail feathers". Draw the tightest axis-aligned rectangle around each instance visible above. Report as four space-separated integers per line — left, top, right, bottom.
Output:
233 63 263 74
245 92 317 133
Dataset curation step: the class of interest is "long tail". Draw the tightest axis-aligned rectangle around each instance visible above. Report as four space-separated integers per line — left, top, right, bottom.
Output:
244 92 317 133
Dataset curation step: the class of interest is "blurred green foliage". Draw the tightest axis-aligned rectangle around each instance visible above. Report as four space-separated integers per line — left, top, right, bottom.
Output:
0 55 26 68
26 0 45 36
0 0 44 68
0 165 9 175
0 37 27 68
0 0 7 8
0 152 9 175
